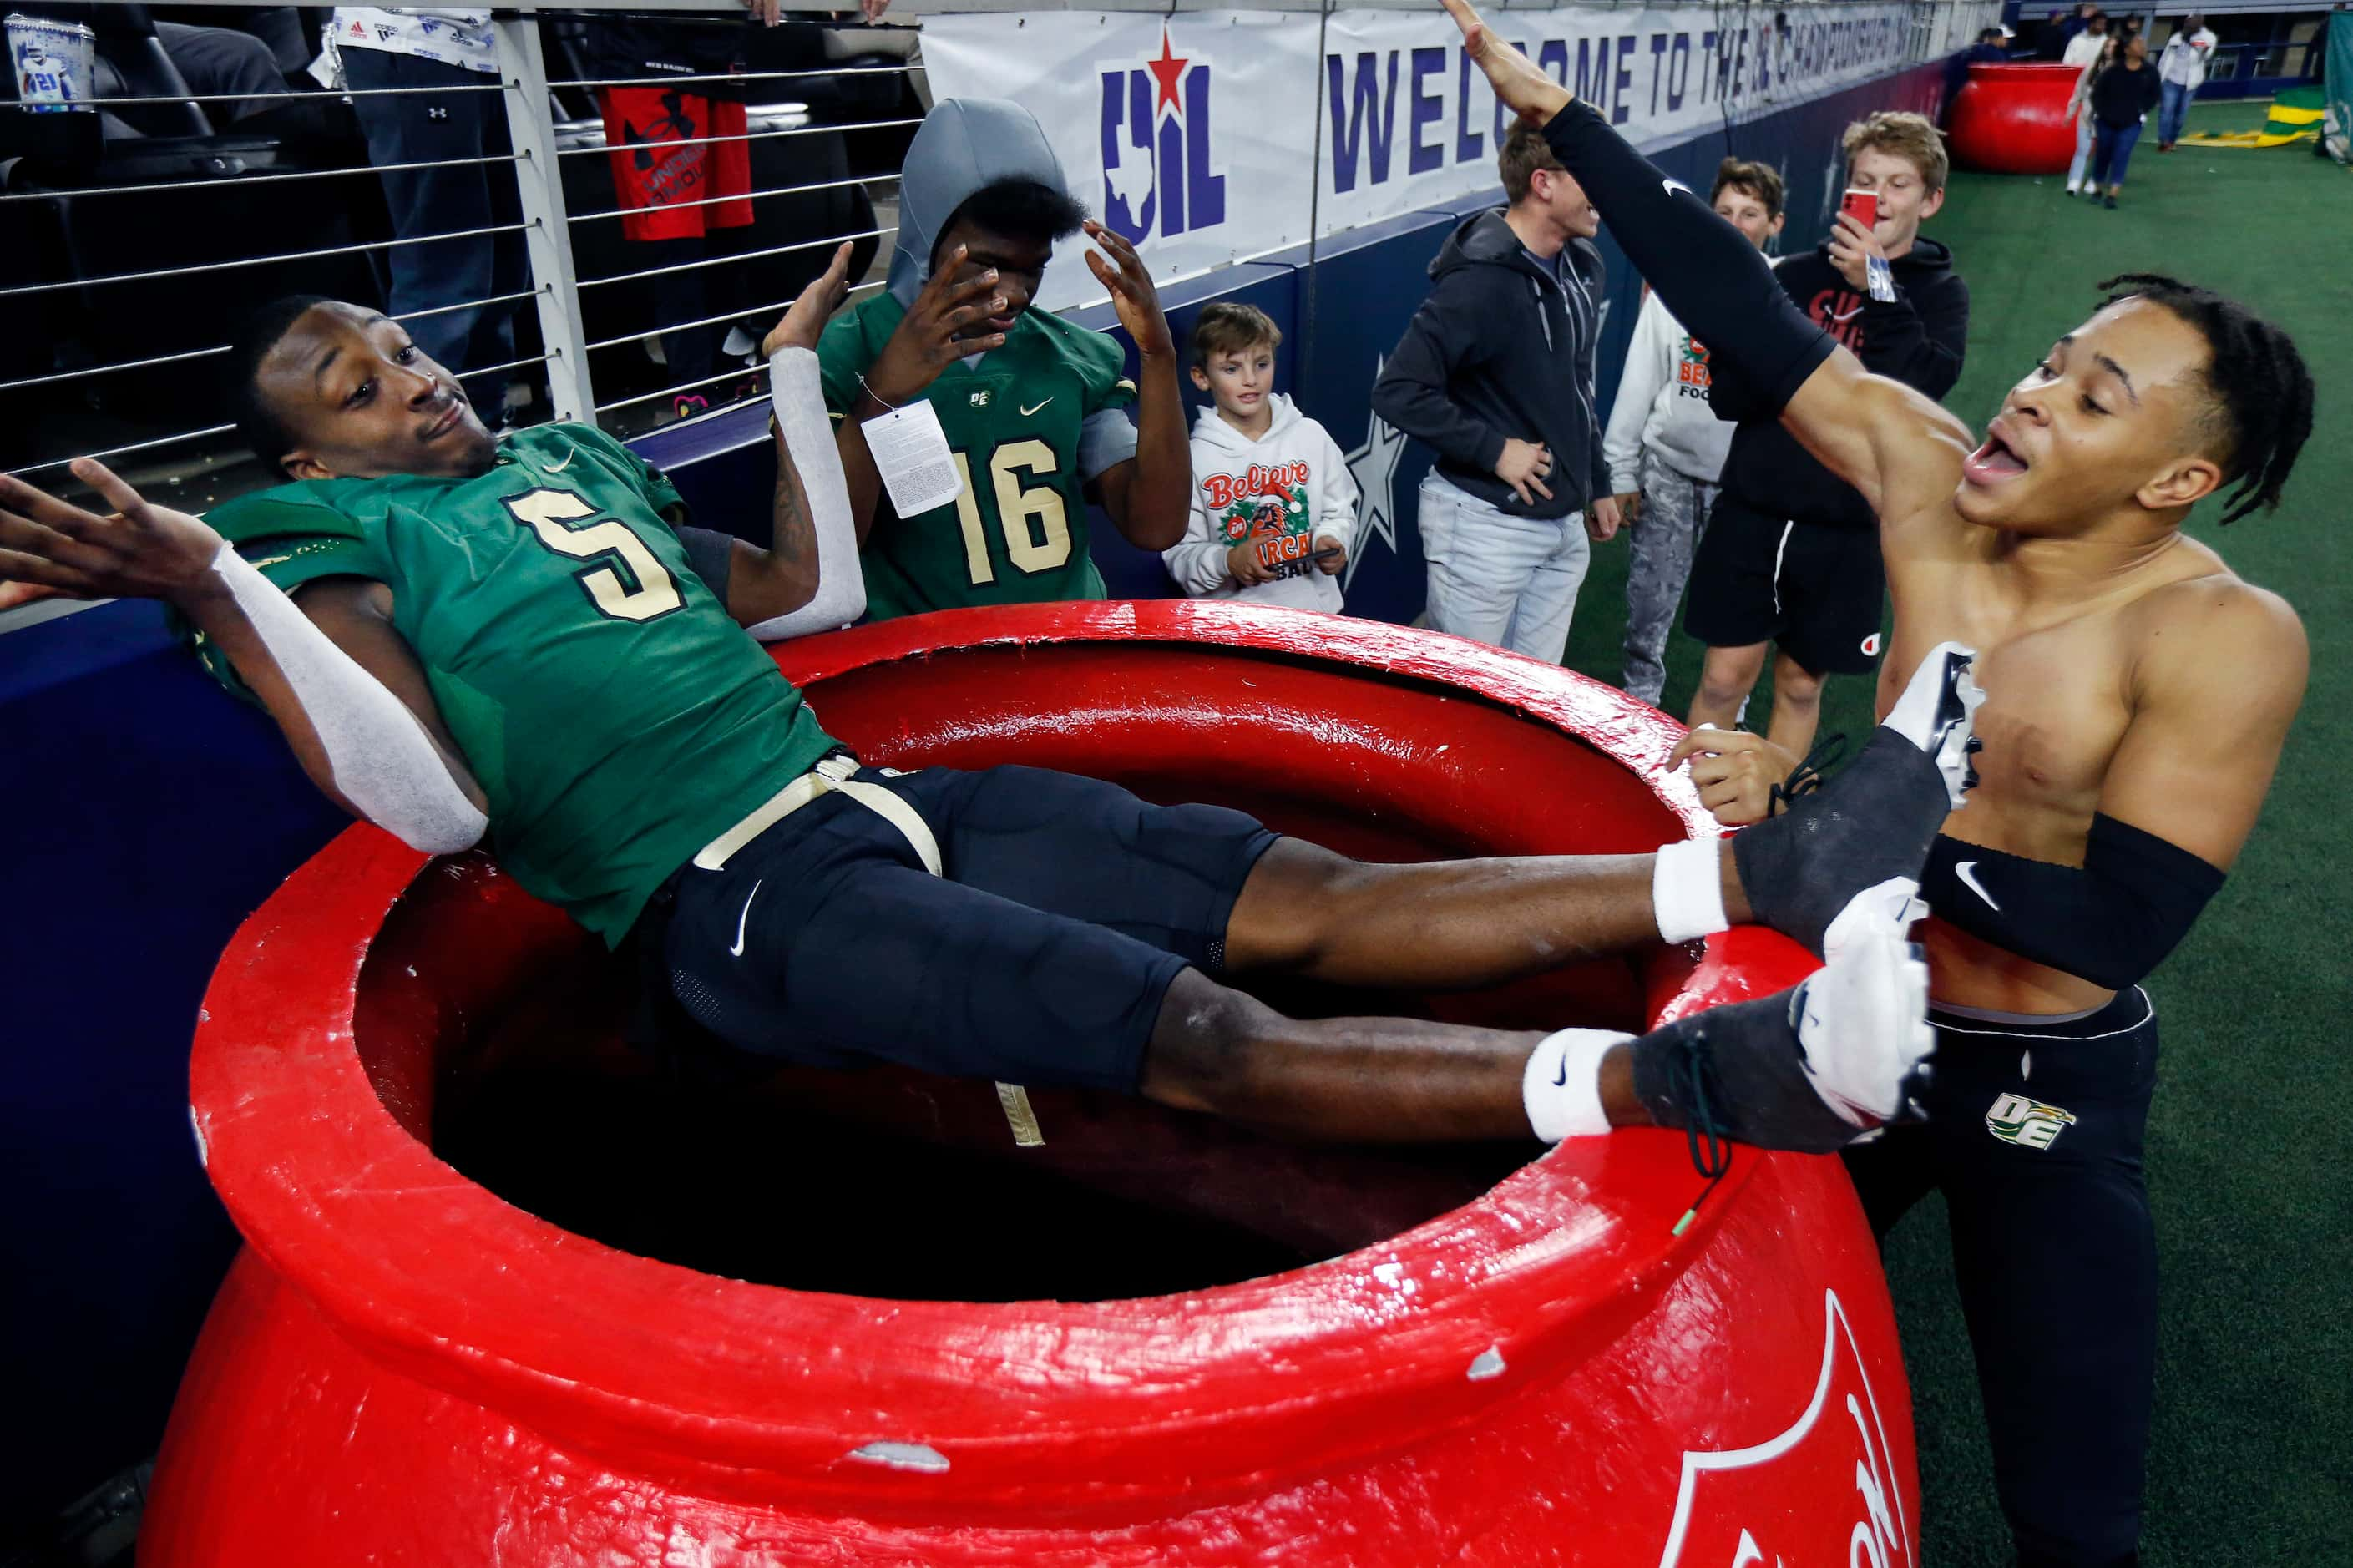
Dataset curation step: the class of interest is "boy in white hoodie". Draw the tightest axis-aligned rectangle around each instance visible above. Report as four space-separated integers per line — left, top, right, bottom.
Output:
1600 158 1785 706
1163 304 1360 613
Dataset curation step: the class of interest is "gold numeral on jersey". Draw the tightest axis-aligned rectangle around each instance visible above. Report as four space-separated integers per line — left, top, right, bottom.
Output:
949 451 994 587
947 441 1071 587
990 439 1070 574
503 488 684 622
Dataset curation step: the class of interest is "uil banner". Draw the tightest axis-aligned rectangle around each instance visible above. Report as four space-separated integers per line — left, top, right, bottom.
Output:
1315 3 1932 232
921 3 1986 312
921 11 1323 312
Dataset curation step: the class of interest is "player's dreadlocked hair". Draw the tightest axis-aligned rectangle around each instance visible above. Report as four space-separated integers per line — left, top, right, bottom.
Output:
229 294 332 476
2098 274 2314 524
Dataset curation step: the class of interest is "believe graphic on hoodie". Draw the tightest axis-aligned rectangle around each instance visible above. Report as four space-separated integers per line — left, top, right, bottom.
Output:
1164 395 1361 614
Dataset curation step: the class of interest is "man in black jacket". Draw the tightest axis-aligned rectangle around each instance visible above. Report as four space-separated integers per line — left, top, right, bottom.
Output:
1684 110 1969 758
1372 123 1622 662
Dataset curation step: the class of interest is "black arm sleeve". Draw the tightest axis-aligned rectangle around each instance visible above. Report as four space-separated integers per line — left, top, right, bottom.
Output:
1540 101 1835 419
1919 816 2227 990
676 524 736 605
1857 275 1970 401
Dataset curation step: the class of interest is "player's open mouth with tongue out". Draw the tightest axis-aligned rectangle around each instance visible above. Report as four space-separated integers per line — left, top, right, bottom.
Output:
1963 416 2031 488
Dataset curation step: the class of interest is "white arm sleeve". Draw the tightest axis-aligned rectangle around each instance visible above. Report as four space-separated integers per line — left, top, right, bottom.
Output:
744 346 866 641
210 544 487 854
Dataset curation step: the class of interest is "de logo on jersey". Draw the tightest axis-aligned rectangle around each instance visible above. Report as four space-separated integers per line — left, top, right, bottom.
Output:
1986 1092 2077 1151
1100 26 1227 244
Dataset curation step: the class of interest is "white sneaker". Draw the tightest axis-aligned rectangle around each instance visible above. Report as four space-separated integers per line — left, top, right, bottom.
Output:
1730 640 1982 957
1880 640 1986 811
1797 878 1935 1128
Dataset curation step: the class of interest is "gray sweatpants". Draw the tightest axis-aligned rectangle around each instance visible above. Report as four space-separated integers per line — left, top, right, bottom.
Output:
1619 453 1718 706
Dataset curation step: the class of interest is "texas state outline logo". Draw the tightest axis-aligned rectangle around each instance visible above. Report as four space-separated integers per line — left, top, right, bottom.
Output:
1099 25 1228 245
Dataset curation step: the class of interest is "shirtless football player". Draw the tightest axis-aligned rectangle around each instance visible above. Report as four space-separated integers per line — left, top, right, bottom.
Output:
1446 3 2314 1562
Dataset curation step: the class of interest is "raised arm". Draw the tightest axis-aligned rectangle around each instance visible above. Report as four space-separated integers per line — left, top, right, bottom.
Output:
1445 0 1972 528
0 463 486 852
1082 220 1191 552
831 246 1017 545
718 245 868 640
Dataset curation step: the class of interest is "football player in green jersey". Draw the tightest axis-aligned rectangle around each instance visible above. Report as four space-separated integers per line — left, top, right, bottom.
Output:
0 245 1981 1161
821 98 1192 620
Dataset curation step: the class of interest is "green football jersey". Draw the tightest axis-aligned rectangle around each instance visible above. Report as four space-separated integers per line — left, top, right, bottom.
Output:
190 422 839 947
817 292 1138 620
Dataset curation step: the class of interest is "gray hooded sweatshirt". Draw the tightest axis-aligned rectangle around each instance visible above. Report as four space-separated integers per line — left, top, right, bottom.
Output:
875 96 1139 484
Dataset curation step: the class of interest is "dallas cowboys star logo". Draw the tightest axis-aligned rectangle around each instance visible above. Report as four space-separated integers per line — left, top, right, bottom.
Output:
1343 356 1406 590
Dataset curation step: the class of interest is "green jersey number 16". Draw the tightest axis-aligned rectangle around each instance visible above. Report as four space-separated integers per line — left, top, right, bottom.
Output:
949 438 1068 587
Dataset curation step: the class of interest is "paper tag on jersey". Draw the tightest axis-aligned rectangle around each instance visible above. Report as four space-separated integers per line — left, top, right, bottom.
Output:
862 399 964 518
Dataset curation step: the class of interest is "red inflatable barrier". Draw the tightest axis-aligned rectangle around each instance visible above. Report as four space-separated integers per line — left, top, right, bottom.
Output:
1948 62 2085 175
146 603 1918 1566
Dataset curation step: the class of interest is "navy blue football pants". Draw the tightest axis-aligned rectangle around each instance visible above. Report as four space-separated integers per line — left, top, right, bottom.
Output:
655 762 1276 1092
1844 989 2162 1568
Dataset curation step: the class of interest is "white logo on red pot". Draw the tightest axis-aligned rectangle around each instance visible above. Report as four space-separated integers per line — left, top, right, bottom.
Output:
1654 1289 1912 1568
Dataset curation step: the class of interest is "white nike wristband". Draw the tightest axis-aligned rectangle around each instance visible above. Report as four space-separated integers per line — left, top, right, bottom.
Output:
1522 1028 1630 1141
210 543 486 853
1652 836 1729 946
746 346 865 640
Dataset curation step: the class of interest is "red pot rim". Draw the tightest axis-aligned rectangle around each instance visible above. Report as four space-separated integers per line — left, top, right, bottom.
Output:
187 601 1818 1518
1964 61 2088 76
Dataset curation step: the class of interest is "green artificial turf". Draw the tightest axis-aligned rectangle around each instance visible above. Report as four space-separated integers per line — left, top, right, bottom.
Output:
1559 98 2353 1565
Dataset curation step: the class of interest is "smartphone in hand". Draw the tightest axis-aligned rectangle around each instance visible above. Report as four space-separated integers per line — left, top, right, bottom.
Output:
1839 187 1879 230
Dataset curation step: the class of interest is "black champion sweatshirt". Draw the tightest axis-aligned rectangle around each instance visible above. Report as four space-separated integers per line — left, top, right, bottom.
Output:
1372 210 1611 520
1716 238 1971 530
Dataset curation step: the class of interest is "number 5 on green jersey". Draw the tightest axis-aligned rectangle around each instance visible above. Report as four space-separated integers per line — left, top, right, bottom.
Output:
503 487 683 622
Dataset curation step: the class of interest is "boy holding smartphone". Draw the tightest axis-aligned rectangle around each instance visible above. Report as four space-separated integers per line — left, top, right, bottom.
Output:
1683 112 1970 761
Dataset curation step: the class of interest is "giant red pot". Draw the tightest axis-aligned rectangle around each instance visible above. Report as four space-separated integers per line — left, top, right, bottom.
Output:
145 603 1918 1566
1950 62 2085 175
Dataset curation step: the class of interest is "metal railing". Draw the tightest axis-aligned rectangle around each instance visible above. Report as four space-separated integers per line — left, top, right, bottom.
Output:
3 2 924 496
7 0 1995 506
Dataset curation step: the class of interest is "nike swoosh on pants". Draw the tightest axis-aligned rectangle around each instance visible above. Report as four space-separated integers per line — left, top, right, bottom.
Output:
1956 861 2001 911
731 878 763 957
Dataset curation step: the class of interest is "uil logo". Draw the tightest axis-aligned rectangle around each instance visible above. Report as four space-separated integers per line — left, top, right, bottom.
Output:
1099 26 1227 244
1986 1092 2077 1151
